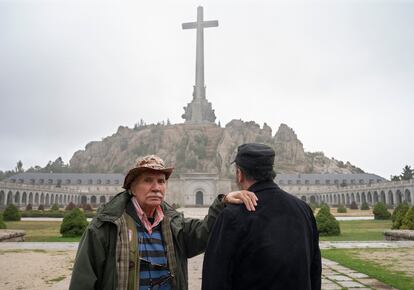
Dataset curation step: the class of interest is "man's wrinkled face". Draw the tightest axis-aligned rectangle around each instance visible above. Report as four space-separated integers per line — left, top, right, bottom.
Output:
131 171 166 212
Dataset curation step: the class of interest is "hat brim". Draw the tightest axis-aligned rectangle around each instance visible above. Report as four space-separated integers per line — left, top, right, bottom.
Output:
123 167 174 189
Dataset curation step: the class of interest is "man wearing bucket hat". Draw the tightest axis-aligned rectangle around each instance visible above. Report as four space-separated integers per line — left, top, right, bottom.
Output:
69 155 258 290
202 143 322 290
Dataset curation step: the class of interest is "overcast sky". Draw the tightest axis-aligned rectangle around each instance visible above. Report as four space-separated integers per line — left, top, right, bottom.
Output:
1 0 413 179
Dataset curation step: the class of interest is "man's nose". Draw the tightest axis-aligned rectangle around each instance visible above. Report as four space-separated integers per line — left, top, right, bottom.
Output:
151 181 162 191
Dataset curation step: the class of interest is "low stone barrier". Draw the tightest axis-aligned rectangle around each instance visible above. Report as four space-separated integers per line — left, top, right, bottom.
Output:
0 230 26 242
384 229 414 241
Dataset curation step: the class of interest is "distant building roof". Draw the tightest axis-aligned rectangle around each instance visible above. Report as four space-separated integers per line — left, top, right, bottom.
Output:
275 173 386 186
7 172 386 187
7 173 124 186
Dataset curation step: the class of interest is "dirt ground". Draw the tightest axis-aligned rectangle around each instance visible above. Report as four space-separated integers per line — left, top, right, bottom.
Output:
0 250 76 290
0 249 204 290
354 247 414 277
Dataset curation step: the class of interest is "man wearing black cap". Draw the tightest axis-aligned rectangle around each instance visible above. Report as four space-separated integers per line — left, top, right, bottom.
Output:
202 143 322 290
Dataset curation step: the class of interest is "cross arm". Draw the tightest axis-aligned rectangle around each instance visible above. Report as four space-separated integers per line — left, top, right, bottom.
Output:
182 20 219 30
182 22 197 29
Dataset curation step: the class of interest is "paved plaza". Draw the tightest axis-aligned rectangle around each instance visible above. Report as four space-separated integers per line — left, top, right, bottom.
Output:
1 240 412 289
1 208 412 289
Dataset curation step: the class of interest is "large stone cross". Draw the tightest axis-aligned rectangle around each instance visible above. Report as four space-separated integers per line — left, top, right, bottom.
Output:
182 6 218 100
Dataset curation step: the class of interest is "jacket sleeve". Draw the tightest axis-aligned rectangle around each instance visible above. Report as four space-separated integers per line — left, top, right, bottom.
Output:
201 208 240 290
69 223 108 290
310 208 322 290
181 196 225 258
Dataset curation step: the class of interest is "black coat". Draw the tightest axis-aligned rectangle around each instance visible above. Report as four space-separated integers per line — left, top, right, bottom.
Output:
202 181 321 290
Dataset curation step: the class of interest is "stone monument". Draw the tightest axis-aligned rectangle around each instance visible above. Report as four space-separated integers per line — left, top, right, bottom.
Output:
182 6 217 123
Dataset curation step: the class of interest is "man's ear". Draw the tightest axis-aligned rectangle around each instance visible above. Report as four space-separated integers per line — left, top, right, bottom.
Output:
236 168 244 184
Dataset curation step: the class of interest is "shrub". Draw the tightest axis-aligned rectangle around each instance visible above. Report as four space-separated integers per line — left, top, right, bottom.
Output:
60 208 88 237
349 201 358 210
316 204 340 236
360 202 369 210
337 205 347 213
3 204 21 221
401 207 414 230
0 214 7 229
82 203 93 212
38 204 45 211
392 202 409 229
21 210 64 218
25 204 33 211
65 202 76 211
309 202 318 212
51 204 59 211
373 202 391 220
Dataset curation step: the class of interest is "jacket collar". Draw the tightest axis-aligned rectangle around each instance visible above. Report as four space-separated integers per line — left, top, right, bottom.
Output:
96 190 181 223
247 180 279 193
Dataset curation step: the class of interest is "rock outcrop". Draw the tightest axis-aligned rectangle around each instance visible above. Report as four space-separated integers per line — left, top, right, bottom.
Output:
69 120 363 176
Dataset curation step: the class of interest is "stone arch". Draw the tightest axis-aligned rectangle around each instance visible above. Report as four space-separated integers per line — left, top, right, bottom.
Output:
373 191 379 203
100 196 106 204
51 194 54 204
64 195 67 204
40 193 45 205
367 192 373 205
15 191 20 204
81 196 87 205
45 193 50 206
329 195 332 204
333 194 337 204
0 190 5 206
310 196 316 204
341 194 345 204
59 195 63 204
196 191 204 205
35 192 39 205
380 191 386 203
22 192 27 205
346 193 350 205
7 191 13 205
396 190 403 204
405 189 412 204
388 190 394 206
91 196 97 205
356 192 361 203
361 192 366 203
301 196 307 202
351 193 355 203
29 192 33 205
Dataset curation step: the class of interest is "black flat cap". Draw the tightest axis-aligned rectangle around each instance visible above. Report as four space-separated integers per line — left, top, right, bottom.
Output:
233 143 275 171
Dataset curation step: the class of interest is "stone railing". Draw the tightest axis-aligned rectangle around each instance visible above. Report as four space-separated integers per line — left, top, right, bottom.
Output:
0 230 26 242
384 230 414 241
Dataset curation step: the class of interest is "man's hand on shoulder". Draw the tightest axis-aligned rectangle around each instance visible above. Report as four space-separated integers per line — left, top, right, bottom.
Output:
223 190 258 211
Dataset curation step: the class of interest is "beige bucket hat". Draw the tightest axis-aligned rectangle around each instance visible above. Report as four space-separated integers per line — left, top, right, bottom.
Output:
123 155 174 189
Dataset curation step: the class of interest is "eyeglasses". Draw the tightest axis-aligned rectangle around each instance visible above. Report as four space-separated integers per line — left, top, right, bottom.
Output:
139 257 174 290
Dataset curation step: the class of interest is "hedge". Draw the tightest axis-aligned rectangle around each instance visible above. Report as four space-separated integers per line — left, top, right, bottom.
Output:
3 204 21 221
60 208 88 237
373 202 391 220
316 204 340 236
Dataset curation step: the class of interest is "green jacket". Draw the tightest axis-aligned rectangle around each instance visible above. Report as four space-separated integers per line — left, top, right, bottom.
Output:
69 191 225 290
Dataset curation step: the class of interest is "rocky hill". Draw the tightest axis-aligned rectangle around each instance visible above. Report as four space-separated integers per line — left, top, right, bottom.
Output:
69 120 363 177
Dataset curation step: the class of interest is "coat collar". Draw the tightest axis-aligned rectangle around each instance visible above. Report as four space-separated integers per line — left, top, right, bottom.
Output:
247 180 279 193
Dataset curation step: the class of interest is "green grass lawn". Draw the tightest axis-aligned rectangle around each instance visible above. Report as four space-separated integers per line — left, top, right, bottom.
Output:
320 219 392 241
322 248 414 290
5 221 81 242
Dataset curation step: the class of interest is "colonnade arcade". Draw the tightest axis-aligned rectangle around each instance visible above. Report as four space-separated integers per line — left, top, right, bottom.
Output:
296 180 414 207
0 188 115 209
